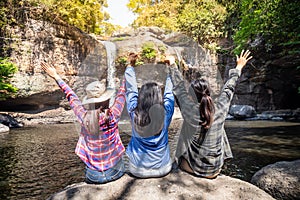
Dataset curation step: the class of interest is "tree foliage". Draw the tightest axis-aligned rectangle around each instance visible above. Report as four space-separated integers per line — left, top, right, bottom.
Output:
232 0 300 53
0 0 115 35
0 57 18 100
177 0 227 49
128 0 227 50
128 0 179 30
34 0 110 34
128 0 299 54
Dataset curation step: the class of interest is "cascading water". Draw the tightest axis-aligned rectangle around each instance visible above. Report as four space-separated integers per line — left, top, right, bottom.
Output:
101 41 117 106
101 41 117 89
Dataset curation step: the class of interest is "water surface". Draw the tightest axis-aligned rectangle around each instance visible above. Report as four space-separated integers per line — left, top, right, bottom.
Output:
0 120 299 199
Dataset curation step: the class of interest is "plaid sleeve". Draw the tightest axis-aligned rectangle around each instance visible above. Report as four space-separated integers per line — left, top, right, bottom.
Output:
110 78 126 122
169 66 201 127
57 79 86 124
215 68 241 121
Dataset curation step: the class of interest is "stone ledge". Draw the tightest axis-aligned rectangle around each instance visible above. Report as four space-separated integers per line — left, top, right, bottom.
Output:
47 171 274 200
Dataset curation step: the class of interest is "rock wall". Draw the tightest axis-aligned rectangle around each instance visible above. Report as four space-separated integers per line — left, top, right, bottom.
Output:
218 43 300 112
0 18 108 111
1 24 299 112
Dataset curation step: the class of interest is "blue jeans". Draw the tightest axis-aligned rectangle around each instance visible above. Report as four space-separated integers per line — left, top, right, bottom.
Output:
85 159 125 184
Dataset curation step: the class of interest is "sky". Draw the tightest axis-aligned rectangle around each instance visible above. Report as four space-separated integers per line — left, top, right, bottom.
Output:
105 0 136 27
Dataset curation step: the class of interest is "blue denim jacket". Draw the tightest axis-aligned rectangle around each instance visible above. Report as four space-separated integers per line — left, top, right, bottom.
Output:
125 66 174 169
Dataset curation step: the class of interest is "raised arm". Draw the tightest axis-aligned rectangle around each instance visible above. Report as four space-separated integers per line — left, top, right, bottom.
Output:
214 50 252 122
110 78 126 122
163 73 175 123
164 56 201 126
125 66 138 114
41 62 87 124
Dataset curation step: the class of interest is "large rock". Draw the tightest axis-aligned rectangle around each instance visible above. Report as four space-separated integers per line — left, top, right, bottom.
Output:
251 160 300 200
114 27 223 98
0 113 23 128
47 172 274 200
229 105 256 119
0 123 9 133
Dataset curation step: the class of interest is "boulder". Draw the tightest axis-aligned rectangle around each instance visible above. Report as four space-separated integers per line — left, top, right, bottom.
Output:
47 172 274 200
0 113 23 128
229 105 256 119
251 160 300 200
0 123 9 133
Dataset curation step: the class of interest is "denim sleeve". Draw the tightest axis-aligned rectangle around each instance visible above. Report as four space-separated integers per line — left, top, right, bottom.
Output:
169 65 201 127
125 66 138 115
164 75 175 122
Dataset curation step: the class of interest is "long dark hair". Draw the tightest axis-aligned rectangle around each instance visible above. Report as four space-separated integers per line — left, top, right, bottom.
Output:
189 78 215 129
134 82 164 137
83 100 110 135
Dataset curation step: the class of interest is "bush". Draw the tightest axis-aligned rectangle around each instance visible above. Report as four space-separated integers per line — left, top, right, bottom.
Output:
0 57 18 100
141 42 157 63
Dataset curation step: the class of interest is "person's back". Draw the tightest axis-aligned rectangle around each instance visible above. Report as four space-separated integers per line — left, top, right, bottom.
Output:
41 62 126 184
124 53 175 178
165 50 252 178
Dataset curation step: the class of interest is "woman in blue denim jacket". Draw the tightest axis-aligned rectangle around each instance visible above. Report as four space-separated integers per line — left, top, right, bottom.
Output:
124 53 175 178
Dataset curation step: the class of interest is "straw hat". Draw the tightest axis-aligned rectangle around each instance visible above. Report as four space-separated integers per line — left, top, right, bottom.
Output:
82 79 114 105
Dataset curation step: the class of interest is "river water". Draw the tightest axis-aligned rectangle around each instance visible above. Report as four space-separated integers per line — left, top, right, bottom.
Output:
0 120 299 200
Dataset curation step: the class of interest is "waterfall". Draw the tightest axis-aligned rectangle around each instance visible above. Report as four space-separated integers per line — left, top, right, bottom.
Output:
101 41 117 89
101 41 117 106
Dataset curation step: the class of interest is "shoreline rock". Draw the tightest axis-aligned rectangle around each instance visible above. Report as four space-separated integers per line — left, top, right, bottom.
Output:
4 106 300 127
0 123 9 134
251 159 300 200
47 171 274 200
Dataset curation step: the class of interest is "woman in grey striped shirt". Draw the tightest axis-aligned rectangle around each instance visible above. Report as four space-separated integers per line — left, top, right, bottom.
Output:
165 50 252 178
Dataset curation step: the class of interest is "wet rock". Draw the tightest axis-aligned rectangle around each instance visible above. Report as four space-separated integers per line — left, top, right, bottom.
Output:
260 109 300 121
0 113 23 128
229 105 256 119
47 172 274 200
251 160 300 200
0 123 9 133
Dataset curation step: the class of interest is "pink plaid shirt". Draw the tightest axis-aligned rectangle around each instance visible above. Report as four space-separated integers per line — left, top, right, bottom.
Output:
57 78 126 171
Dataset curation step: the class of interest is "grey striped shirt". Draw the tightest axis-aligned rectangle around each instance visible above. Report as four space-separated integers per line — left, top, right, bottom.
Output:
169 65 240 177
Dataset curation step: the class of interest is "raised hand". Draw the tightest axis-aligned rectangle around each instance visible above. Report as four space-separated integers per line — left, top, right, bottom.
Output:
236 50 252 71
41 62 60 80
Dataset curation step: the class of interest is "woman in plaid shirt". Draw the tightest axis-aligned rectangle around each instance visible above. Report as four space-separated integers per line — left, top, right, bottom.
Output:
41 62 126 184
165 50 252 178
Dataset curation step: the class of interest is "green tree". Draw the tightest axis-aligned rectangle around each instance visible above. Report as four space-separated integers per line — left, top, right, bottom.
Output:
36 0 109 34
127 0 153 14
128 0 179 30
177 0 227 49
128 0 227 50
0 57 18 100
232 0 300 53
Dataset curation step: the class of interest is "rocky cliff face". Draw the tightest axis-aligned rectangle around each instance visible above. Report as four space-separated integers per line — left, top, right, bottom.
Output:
0 18 107 111
221 50 300 112
0 23 299 112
